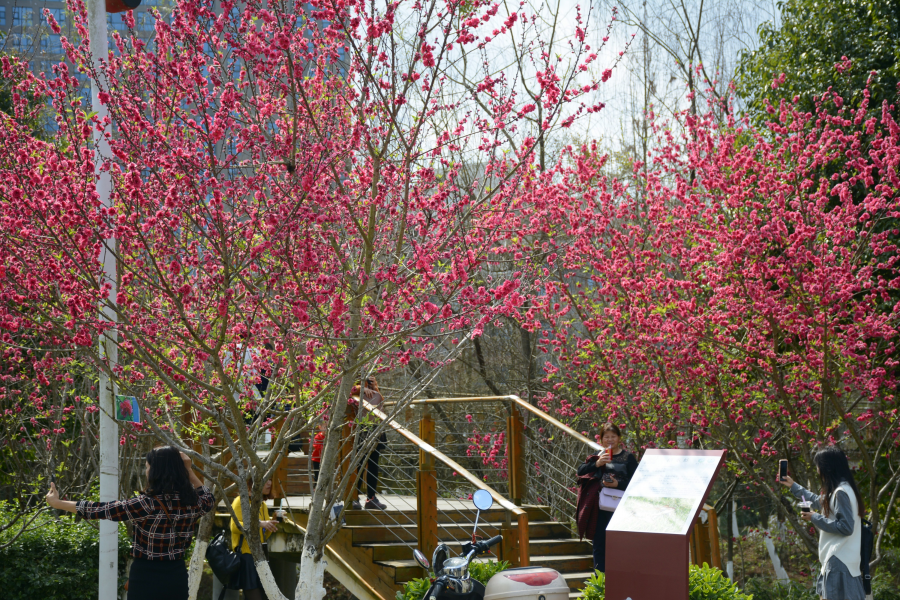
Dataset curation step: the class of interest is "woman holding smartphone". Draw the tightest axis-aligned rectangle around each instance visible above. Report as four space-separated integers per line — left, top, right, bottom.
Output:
778 446 866 600
575 423 638 572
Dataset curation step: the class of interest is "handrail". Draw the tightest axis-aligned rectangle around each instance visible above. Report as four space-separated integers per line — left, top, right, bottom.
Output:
361 398 530 566
385 394 603 452
363 399 524 514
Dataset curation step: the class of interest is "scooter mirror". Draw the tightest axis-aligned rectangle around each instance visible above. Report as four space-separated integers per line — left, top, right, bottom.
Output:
473 489 493 511
413 549 430 570
433 543 449 575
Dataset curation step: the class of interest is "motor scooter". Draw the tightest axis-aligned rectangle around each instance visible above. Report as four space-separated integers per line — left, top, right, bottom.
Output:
411 490 570 600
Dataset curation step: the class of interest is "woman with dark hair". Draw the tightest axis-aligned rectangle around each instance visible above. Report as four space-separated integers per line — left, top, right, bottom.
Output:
45 446 215 600
779 446 866 600
575 422 638 572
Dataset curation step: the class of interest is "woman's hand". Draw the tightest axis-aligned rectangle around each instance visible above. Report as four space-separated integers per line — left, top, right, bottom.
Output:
45 482 77 513
46 482 61 508
778 475 794 488
180 451 204 488
602 478 618 488
261 520 279 533
800 510 814 522
595 454 611 468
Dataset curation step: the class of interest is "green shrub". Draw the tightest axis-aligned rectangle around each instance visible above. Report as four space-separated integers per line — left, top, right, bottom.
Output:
581 570 605 600
394 559 510 600
395 576 432 600
872 571 900 600
468 559 510 584
689 564 753 600
580 564 751 600
0 503 132 600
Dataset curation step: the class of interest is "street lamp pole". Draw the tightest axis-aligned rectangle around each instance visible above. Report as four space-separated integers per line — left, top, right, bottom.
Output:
85 0 118 597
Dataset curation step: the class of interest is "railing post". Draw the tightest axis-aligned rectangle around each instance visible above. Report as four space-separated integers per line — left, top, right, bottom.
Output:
707 505 721 569
417 409 438 570
271 417 288 501
340 402 359 504
689 505 720 568
516 511 530 567
500 511 518 568
506 403 526 505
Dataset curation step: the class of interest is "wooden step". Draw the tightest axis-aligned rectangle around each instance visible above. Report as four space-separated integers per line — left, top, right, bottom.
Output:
346 521 572 544
562 571 594 591
343 505 551 527
528 554 594 573
362 537 591 562
377 556 502 584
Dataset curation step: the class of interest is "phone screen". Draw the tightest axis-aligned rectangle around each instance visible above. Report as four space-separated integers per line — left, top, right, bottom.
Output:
779 460 788 479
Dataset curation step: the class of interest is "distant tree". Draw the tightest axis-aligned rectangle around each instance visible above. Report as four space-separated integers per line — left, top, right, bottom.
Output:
0 54 45 137
737 0 900 117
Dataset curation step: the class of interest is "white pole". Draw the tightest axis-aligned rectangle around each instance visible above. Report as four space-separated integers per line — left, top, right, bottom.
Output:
85 0 118 598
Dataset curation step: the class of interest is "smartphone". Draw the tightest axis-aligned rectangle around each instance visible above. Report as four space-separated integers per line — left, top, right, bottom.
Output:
779 459 788 480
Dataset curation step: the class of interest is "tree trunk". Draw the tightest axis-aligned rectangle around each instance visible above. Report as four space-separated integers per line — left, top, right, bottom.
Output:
295 544 328 600
187 511 215 600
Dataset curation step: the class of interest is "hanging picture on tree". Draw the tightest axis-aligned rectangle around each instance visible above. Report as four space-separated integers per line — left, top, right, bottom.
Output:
115 395 140 423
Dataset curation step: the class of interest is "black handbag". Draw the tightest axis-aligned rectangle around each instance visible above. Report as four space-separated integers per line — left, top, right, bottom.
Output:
206 531 243 592
860 518 874 595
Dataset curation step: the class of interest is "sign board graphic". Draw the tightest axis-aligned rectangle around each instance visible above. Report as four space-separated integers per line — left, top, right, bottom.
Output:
605 449 726 600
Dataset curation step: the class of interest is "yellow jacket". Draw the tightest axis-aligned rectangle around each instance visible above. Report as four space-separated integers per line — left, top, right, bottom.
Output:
230 496 271 554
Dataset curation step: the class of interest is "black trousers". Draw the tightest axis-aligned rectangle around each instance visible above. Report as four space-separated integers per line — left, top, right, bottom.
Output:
128 557 188 600
592 509 614 573
356 431 386 498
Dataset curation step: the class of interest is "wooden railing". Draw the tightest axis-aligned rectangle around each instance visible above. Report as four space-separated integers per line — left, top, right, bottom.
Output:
363 399 531 567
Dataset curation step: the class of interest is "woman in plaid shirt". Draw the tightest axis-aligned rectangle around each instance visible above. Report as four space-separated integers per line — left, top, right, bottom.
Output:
46 446 215 600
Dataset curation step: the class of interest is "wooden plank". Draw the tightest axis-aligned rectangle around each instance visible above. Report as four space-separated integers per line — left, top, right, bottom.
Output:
416 412 438 570
517 511 531 567
416 471 438 564
507 407 527 504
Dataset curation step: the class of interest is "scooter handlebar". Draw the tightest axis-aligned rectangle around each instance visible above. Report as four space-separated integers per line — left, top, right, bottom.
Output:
428 580 444 600
484 535 503 548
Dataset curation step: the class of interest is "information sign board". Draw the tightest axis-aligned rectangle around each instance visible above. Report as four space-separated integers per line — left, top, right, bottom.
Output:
605 449 726 600
607 452 723 535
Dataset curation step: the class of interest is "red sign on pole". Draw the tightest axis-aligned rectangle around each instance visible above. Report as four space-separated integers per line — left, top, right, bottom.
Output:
605 449 726 600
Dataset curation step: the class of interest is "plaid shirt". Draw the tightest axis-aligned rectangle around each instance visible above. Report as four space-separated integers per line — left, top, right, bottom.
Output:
76 486 215 560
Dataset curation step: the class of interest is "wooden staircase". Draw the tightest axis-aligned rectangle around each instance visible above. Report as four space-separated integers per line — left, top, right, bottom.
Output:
261 454 596 598
339 504 594 598
271 495 594 598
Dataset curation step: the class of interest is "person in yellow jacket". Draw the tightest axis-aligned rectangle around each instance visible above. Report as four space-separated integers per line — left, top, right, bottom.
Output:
230 478 279 600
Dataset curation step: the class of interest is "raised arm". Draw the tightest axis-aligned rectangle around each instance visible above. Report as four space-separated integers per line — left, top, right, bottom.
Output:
789 481 823 510
181 452 203 489
45 482 78 513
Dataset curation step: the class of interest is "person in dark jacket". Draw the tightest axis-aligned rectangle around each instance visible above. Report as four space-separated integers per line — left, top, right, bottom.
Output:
576 422 638 573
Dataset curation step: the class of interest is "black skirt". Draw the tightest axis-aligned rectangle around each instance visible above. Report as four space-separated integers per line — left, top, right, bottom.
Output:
128 557 188 600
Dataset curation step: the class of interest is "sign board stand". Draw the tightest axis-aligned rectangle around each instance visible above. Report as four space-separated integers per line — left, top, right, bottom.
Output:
605 449 726 600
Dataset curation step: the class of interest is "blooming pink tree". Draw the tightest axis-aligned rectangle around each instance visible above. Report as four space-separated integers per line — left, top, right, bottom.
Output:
0 0 621 596
532 80 900 564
